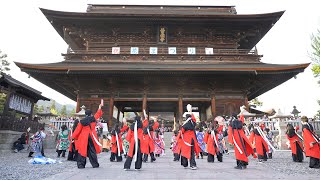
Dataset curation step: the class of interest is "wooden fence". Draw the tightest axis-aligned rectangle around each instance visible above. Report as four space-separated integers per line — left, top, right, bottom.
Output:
0 115 44 133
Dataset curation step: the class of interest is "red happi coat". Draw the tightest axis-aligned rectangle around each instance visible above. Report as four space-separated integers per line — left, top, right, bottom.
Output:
126 128 145 158
287 134 304 155
228 124 254 162
142 119 159 154
110 126 128 154
249 130 269 157
204 131 219 156
140 133 150 154
72 109 103 157
174 131 183 154
180 114 200 160
302 125 320 159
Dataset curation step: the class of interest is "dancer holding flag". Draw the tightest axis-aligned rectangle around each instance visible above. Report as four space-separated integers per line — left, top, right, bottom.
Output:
301 116 320 168
249 123 270 162
228 113 255 170
124 116 144 170
180 104 200 170
204 122 221 163
110 123 128 162
142 111 159 162
72 103 103 169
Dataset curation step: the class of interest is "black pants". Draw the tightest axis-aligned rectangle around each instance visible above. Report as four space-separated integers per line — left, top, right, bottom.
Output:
110 152 123 162
207 153 215 162
236 159 248 167
77 136 99 168
143 146 156 162
292 142 304 162
181 139 196 167
67 143 78 161
258 144 268 161
309 157 320 168
207 152 223 163
124 140 142 169
57 150 66 157
173 153 180 161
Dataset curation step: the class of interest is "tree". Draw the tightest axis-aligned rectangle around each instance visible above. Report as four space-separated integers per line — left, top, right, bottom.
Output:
0 50 10 73
50 100 58 115
249 98 263 107
60 105 67 116
311 30 320 78
38 105 44 113
33 104 39 116
69 108 76 116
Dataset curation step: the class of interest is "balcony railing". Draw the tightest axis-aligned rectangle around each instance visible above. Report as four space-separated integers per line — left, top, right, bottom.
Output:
65 47 257 56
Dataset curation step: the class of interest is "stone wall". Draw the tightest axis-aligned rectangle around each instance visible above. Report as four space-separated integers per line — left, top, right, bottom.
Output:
0 130 59 153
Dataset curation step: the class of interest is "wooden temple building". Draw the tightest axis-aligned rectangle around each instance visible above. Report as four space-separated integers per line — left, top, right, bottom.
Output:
15 5 309 126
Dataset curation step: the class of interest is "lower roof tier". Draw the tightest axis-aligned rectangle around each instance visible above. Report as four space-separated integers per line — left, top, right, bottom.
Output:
15 61 309 101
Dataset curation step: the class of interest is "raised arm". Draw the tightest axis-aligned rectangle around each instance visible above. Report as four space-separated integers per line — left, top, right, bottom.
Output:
94 105 103 120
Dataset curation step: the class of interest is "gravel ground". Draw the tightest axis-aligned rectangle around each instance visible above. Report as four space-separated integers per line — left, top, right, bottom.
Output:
0 149 319 180
253 151 320 176
0 149 76 180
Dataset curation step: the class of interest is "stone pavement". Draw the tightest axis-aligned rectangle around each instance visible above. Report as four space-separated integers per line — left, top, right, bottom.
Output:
44 149 319 180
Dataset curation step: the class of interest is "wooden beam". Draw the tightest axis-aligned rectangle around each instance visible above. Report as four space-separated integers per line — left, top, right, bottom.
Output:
142 93 147 119
109 96 114 128
76 93 80 113
178 96 183 125
211 95 216 117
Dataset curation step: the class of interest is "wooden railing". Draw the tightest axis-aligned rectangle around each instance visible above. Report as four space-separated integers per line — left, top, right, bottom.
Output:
49 120 74 131
65 48 257 56
225 120 320 132
0 115 45 133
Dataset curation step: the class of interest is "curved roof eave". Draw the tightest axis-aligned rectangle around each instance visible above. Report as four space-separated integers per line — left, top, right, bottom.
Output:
14 61 309 73
40 7 284 20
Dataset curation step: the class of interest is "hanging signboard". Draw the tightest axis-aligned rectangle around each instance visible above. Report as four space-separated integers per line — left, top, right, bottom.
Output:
188 47 196 55
9 94 32 114
205 48 214 55
149 47 158 54
168 47 177 54
130 47 139 54
112 47 120 54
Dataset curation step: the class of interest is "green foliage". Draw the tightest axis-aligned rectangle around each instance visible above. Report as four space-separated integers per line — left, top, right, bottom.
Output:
0 50 10 73
38 105 44 113
311 64 320 77
60 105 67 116
69 108 76 116
249 98 263 107
50 108 58 115
0 93 7 113
50 100 56 110
33 104 39 116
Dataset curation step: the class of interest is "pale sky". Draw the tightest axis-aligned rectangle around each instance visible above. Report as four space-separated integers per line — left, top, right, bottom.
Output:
0 0 319 117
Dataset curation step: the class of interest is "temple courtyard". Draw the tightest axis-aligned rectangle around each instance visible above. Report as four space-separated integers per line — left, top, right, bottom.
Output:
1 135 319 180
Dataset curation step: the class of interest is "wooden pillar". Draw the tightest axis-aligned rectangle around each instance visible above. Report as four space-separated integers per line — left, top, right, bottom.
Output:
29 101 34 120
117 107 120 122
211 95 216 118
178 96 183 125
244 96 249 110
76 93 80 113
109 96 114 128
142 93 147 119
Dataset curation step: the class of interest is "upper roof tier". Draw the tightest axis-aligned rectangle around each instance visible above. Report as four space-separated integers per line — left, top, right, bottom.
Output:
40 5 284 50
